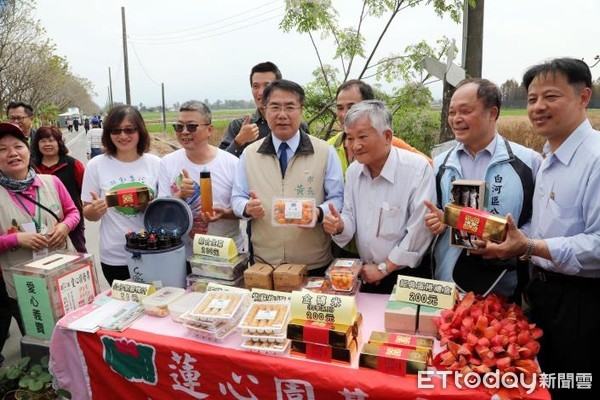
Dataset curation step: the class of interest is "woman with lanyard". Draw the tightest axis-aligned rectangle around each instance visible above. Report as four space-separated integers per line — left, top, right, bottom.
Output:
31 126 87 253
0 122 79 364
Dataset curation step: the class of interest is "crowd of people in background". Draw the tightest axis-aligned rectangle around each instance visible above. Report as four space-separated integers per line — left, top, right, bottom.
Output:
0 57 598 399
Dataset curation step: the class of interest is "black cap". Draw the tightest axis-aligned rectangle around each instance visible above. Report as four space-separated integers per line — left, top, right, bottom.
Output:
0 123 28 146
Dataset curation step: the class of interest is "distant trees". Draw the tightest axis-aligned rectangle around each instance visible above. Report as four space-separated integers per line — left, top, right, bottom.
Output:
0 0 99 124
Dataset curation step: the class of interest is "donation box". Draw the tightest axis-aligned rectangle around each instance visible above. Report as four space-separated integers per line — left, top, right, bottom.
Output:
12 252 99 340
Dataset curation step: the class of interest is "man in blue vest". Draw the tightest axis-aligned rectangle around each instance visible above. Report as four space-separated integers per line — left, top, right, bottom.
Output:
423 78 541 300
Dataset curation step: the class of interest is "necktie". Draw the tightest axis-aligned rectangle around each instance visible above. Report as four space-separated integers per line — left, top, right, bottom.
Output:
279 142 289 177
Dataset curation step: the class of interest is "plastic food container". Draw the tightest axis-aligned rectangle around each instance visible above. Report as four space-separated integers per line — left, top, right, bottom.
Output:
271 198 316 227
241 330 288 343
326 259 363 292
187 253 250 280
184 320 239 342
241 338 290 355
186 274 244 293
169 292 205 323
141 287 186 317
188 291 246 321
302 277 331 293
239 302 290 334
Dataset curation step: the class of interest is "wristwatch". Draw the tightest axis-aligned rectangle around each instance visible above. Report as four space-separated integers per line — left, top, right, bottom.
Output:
377 262 389 275
519 237 535 261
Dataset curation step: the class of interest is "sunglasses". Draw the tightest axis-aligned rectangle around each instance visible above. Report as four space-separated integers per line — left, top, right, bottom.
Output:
110 127 137 135
172 123 210 133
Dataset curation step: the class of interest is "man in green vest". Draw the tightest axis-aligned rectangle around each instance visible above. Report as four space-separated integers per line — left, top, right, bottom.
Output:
232 80 344 276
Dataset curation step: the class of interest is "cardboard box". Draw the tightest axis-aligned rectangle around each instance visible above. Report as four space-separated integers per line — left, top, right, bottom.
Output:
105 186 151 207
244 263 274 290
384 300 418 334
290 338 357 365
444 203 508 244
287 313 362 349
368 331 433 354
359 343 428 376
273 264 307 292
451 179 486 210
418 305 443 337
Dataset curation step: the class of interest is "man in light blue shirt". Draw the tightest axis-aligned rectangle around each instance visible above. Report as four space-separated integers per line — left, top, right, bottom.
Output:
232 79 344 275
485 58 600 400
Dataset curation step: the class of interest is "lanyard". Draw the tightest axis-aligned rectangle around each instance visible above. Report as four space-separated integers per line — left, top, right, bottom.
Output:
15 186 43 233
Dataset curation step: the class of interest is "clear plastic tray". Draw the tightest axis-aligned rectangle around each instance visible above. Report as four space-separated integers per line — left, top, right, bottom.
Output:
141 287 186 317
187 274 245 293
326 258 362 292
271 198 316 227
187 253 250 280
169 292 205 323
238 302 290 334
241 330 288 343
184 319 239 343
188 291 246 321
241 338 290 355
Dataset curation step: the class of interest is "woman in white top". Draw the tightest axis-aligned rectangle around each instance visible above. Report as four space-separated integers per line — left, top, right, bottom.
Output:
81 105 161 285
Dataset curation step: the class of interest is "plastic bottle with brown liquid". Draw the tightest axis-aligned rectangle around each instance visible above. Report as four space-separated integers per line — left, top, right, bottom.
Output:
200 171 213 215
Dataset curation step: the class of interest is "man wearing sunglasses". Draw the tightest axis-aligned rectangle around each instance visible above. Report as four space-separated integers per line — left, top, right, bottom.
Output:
6 101 35 141
158 100 243 255
219 61 308 157
232 80 344 276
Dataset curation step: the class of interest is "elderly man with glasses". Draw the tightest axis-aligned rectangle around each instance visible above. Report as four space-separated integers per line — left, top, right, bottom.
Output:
158 100 243 255
6 101 35 141
232 80 344 276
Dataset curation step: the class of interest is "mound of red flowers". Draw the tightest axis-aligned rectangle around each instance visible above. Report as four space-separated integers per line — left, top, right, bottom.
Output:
434 293 543 397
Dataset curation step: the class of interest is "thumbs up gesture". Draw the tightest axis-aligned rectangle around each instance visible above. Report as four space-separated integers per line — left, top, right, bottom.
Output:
234 114 259 147
423 200 446 235
244 190 265 219
323 203 344 235
85 191 108 221
178 168 196 200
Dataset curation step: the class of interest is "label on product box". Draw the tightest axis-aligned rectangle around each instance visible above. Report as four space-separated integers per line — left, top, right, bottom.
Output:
392 276 456 310
377 346 407 375
304 321 334 344
111 280 156 303
290 290 356 326
251 288 291 302
306 342 333 362
206 282 249 294
193 234 238 260
284 201 303 219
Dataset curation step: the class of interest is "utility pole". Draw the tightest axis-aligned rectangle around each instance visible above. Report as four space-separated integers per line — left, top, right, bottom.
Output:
108 67 114 108
161 83 167 131
122 6 131 105
464 0 484 78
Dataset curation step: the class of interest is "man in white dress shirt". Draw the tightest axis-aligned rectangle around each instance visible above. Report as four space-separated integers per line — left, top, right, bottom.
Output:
323 100 435 293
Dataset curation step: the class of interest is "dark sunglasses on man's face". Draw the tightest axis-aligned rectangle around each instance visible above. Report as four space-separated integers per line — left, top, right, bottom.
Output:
172 123 210 133
110 127 137 135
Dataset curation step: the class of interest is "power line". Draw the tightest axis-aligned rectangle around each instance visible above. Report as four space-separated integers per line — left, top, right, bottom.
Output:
128 12 284 46
128 40 161 87
129 0 280 38
129 7 284 44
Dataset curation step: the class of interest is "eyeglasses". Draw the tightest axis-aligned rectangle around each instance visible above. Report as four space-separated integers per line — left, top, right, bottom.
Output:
172 123 210 133
265 105 302 114
109 127 137 136
8 116 29 123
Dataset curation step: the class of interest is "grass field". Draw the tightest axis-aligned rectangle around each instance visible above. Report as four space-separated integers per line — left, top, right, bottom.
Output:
147 108 600 154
